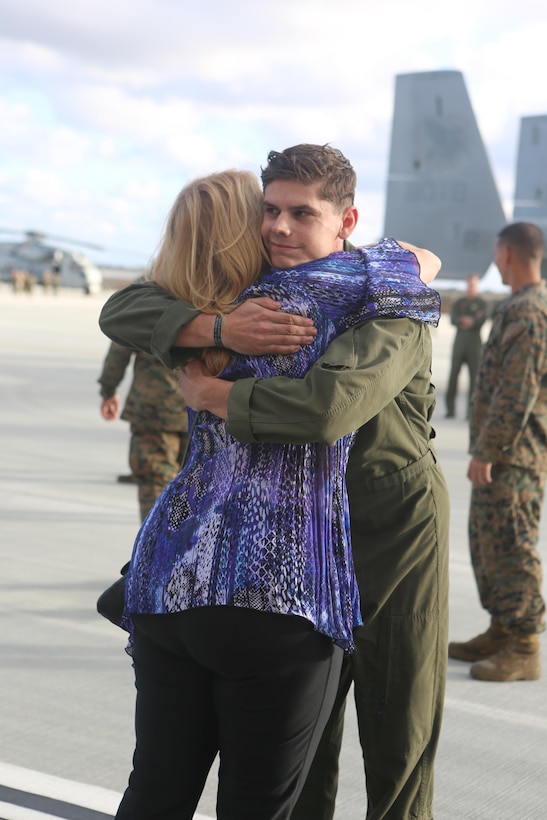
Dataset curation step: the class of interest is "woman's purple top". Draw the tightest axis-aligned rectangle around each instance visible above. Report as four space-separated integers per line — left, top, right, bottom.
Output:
123 239 440 651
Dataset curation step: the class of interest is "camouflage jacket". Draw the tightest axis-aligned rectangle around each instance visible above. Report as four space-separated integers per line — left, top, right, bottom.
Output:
97 342 188 433
469 282 547 471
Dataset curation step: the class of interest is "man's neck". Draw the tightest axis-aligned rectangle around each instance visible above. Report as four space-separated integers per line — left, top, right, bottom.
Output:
511 269 542 294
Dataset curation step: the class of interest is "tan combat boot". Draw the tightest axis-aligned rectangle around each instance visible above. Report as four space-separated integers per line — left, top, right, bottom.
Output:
470 634 541 681
448 618 510 662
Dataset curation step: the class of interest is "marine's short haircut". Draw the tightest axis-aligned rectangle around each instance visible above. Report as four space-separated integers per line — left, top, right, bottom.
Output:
497 222 545 262
261 144 356 212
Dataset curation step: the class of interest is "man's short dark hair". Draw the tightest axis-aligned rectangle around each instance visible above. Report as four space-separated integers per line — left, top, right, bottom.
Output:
498 222 545 261
261 144 356 212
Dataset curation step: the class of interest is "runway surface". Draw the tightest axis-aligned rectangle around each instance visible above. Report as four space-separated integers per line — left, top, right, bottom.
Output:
1 285 546 819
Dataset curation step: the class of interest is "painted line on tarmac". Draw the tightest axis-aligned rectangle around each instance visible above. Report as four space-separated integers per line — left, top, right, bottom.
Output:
0 802 61 820
0 763 213 820
445 696 547 730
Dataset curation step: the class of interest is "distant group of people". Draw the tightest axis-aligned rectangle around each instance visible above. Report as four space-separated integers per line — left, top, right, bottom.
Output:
94 140 546 820
10 268 37 293
9 266 61 294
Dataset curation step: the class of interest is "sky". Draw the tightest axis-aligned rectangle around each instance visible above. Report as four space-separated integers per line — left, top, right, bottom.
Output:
1 0 546 269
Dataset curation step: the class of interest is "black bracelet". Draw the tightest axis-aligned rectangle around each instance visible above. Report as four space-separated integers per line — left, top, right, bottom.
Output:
213 314 224 348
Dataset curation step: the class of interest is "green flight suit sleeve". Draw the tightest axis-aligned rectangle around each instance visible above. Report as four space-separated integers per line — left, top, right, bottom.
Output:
99 281 200 368
227 318 430 446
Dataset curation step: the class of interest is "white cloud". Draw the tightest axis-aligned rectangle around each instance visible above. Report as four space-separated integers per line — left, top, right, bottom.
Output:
0 0 546 263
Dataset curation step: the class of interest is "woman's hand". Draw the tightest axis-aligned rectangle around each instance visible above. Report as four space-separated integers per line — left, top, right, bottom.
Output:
177 360 233 420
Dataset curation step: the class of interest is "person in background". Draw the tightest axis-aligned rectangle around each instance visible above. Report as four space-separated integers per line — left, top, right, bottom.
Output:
100 143 449 820
449 222 547 681
98 339 188 520
42 267 61 294
10 268 34 293
445 274 487 418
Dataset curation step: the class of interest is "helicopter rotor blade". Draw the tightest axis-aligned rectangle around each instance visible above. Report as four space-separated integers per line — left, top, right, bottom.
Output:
0 228 105 251
0 227 151 264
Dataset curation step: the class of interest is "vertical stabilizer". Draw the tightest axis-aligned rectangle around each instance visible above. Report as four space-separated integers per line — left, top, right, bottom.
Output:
513 115 547 278
383 70 506 279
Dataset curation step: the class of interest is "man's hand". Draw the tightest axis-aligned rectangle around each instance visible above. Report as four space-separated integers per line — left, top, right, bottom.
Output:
172 297 317 354
177 360 233 420
223 298 317 354
467 457 493 486
101 395 120 421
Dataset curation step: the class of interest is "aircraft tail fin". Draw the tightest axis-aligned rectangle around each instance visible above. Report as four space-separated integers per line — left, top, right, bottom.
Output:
383 70 506 279
513 115 547 278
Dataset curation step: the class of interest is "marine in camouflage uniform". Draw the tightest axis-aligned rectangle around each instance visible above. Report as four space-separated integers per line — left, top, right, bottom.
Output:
445 274 487 418
98 341 188 520
450 222 547 681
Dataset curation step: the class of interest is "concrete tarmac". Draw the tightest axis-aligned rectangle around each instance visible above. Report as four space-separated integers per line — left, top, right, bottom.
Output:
1 285 546 819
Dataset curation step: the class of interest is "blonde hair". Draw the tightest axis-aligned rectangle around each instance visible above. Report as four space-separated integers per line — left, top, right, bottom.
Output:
153 170 269 374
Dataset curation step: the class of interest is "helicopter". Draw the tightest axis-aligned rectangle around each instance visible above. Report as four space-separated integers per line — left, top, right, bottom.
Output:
0 229 104 294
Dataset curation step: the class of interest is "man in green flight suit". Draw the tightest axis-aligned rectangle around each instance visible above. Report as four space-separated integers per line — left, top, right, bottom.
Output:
445 274 488 419
99 144 450 820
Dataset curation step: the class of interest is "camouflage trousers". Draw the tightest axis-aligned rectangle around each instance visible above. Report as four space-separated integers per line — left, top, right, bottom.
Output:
129 427 188 521
469 464 546 634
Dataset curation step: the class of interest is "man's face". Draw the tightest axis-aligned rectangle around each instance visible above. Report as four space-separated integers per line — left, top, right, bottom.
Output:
467 275 479 297
261 179 356 269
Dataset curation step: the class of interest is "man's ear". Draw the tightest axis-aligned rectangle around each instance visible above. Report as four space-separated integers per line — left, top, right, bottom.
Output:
505 246 517 265
338 206 358 240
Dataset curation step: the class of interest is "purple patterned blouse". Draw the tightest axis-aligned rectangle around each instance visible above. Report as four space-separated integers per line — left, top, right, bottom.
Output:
123 239 440 651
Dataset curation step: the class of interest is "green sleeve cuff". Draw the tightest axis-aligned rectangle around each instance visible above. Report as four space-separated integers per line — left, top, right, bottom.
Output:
151 301 201 368
226 379 260 442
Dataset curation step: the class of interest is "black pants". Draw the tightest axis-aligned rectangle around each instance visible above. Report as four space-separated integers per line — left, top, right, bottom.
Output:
116 607 343 820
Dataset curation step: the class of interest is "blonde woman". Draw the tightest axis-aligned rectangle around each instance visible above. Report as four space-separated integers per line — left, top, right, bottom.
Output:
115 169 440 820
